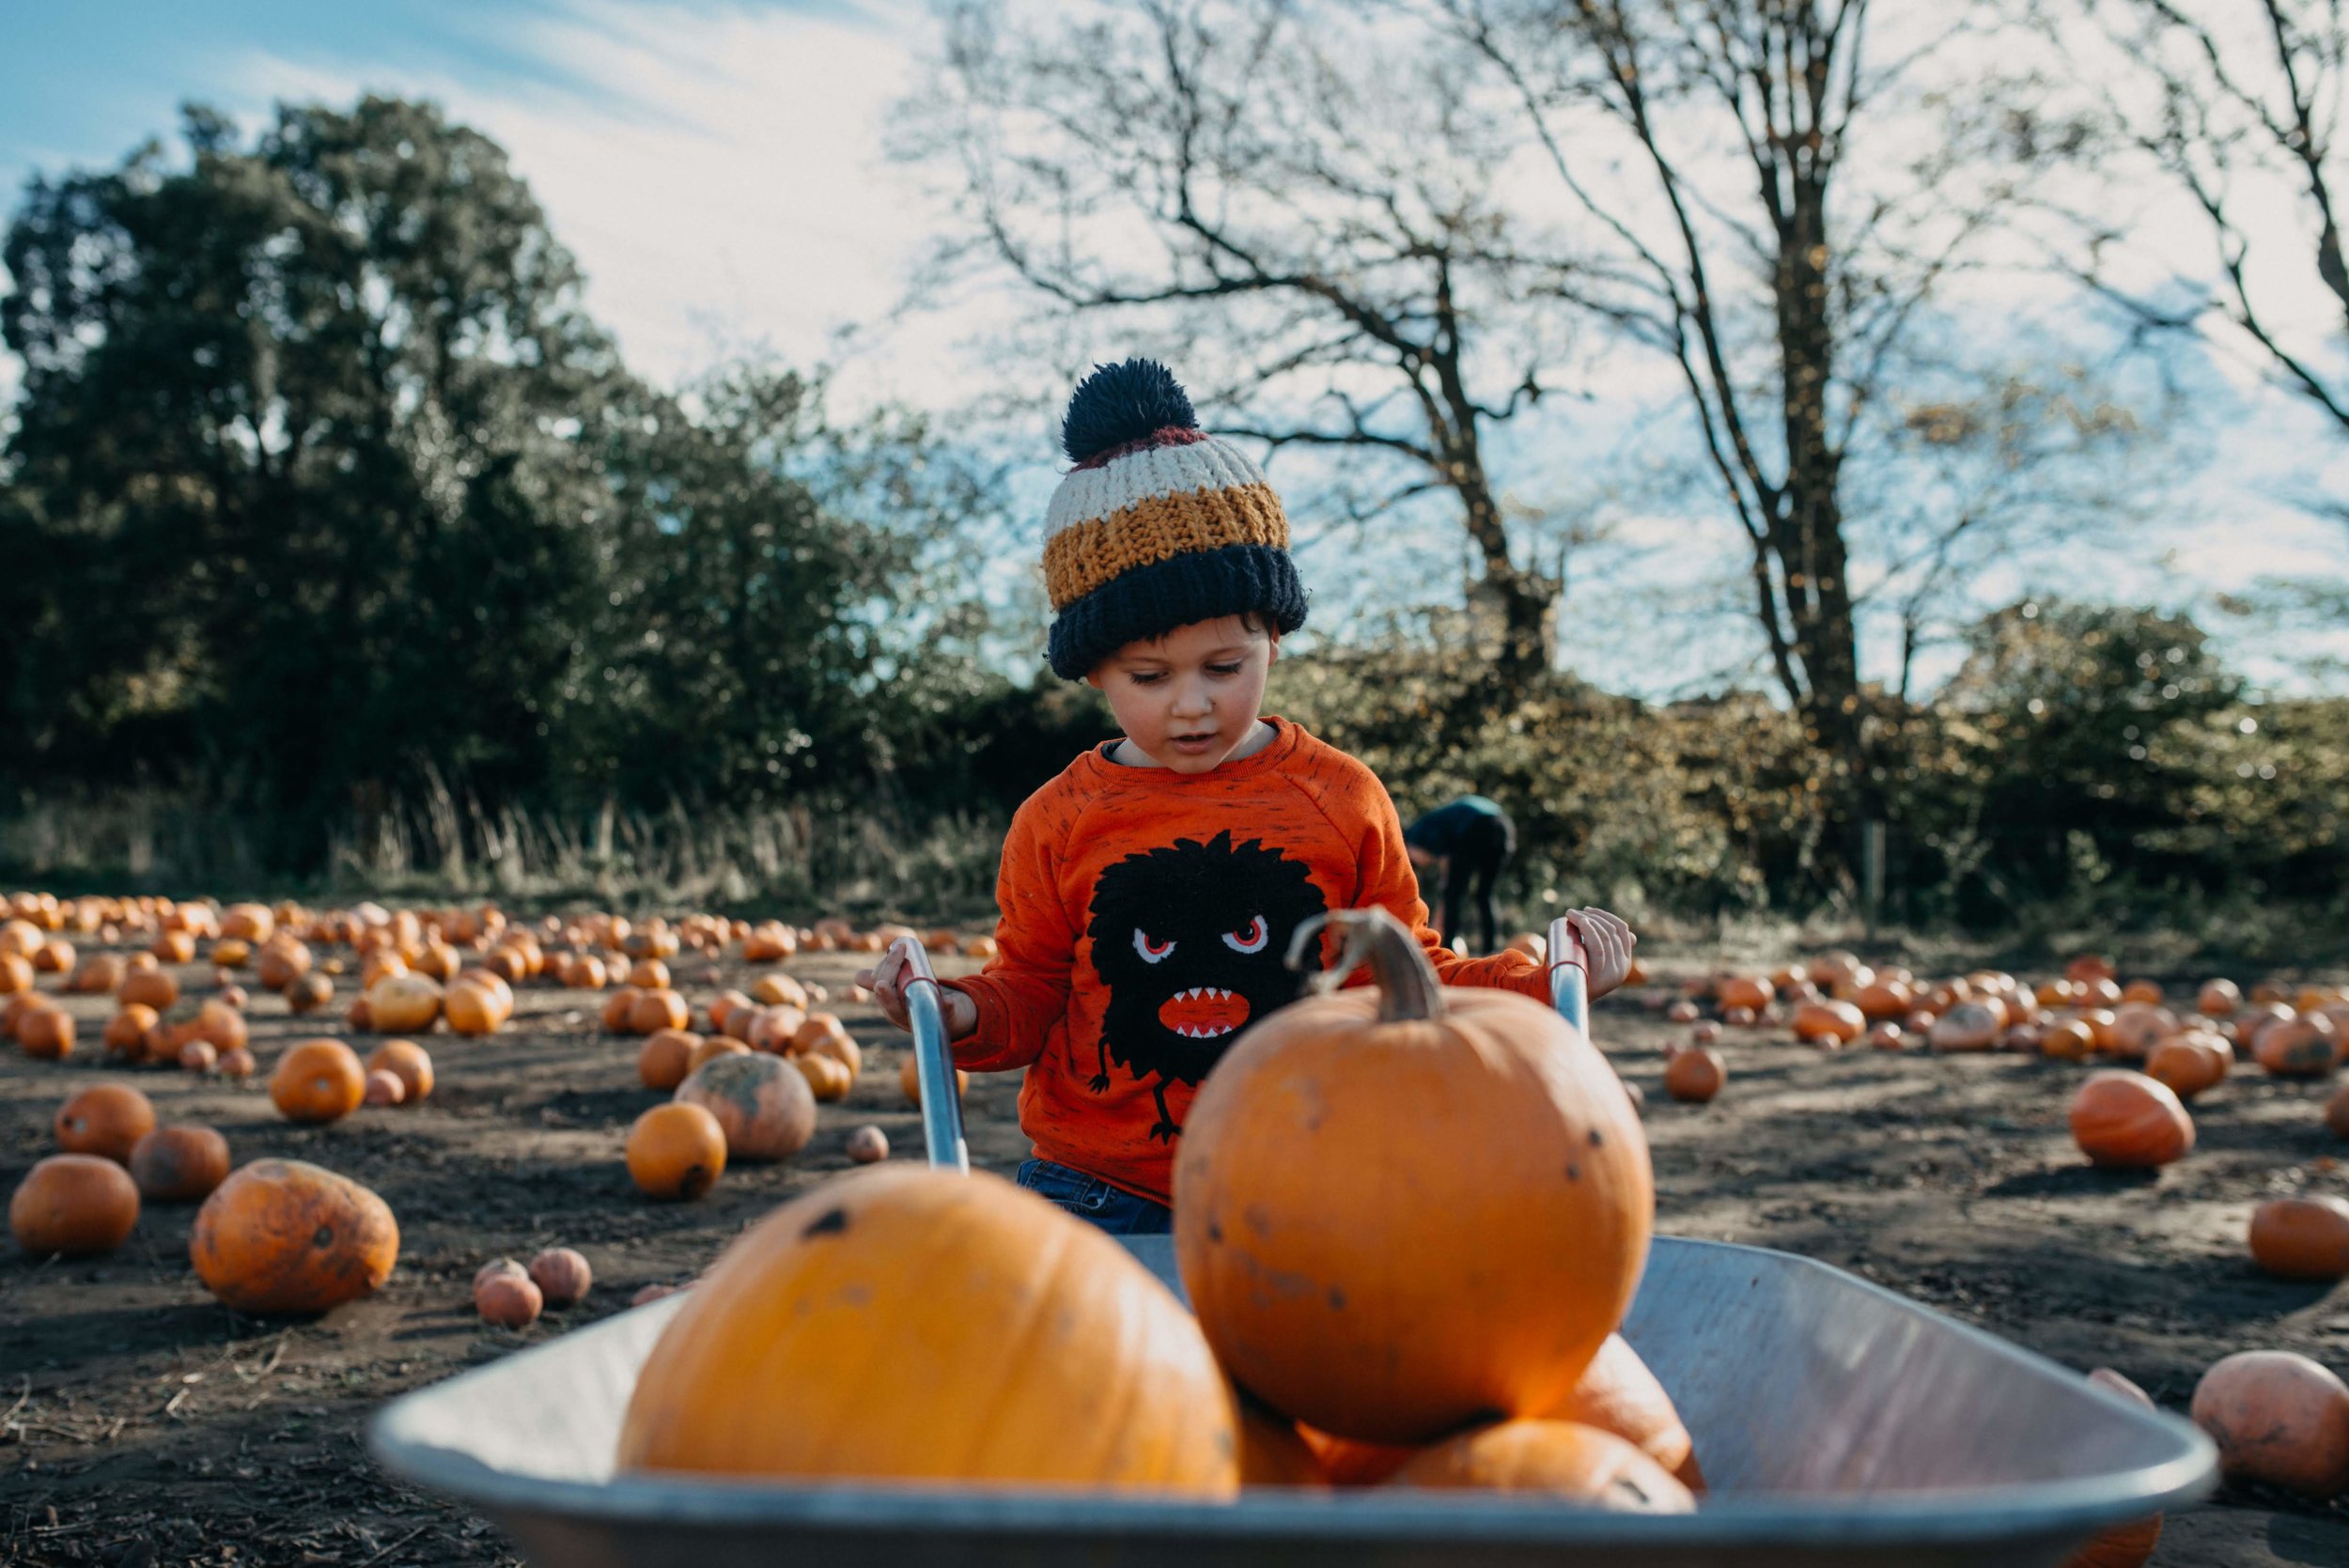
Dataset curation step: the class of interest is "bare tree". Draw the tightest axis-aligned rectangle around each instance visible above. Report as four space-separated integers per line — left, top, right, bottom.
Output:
897 0 1609 680
1426 0 2047 845
2072 1 2349 431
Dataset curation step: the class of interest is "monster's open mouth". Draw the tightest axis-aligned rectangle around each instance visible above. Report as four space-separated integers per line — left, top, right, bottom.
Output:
1158 986 1251 1039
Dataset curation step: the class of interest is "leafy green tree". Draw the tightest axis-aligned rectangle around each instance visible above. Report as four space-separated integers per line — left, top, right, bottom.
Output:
2 98 620 862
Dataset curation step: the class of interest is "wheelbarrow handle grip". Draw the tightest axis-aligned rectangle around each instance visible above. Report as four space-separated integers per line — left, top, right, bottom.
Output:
888 936 970 1173
1546 915 1590 1037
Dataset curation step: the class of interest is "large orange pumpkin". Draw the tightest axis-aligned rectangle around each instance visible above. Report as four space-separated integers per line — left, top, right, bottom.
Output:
627 1103 728 1199
10 1154 140 1257
55 1084 157 1163
676 1052 817 1162
2069 1071 2193 1168
1384 1419 1694 1510
130 1126 232 1203
2248 1196 2349 1281
1174 908 1652 1445
617 1165 1237 1494
2190 1351 2349 1498
190 1158 399 1314
270 1039 367 1124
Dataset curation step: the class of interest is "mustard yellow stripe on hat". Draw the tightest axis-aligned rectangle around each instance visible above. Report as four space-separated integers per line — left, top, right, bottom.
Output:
1042 482 1289 610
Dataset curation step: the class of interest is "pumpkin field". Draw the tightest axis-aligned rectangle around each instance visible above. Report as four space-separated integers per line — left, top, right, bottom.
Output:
4 893 2348 1565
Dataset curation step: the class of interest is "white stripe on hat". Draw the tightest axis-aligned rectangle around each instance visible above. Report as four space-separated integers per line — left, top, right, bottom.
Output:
1043 437 1269 540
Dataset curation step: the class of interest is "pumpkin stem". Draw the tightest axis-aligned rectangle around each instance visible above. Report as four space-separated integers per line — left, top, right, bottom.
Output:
1284 908 1445 1023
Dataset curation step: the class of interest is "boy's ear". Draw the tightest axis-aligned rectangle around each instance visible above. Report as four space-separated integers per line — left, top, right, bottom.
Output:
1083 669 1105 691
1266 631 1281 663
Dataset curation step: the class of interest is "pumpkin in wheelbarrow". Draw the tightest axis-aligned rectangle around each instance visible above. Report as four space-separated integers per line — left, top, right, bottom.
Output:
618 1165 1237 1493
1174 908 1651 1446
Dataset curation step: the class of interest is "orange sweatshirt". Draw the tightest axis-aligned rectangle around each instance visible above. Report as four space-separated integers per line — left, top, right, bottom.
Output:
942 717 1548 1206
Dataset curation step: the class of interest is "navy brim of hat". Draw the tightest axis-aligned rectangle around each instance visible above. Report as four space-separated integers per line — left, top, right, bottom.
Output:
1047 543 1308 680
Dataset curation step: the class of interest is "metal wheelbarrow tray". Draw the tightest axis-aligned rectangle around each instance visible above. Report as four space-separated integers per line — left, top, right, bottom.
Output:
370 927 2214 1565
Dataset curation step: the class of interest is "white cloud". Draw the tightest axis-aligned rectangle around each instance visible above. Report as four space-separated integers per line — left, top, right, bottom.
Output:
228 0 954 402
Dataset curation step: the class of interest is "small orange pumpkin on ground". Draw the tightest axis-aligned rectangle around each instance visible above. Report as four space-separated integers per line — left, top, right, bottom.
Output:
627 1103 728 1200
899 1055 969 1107
2248 1196 2349 1281
793 1051 852 1102
18 1004 75 1060
1715 975 1772 1013
443 978 511 1036
475 1270 544 1328
2255 1015 2339 1078
639 1030 699 1090
1792 999 1865 1047
10 1154 140 1256
366 974 443 1035
2198 978 2242 1017
1663 1048 1724 1104
102 1003 159 1059
1383 1419 1695 1511
366 1040 433 1102
55 1084 158 1163
630 988 692 1037
1930 1001 2002 1052
129 1126 232 1203
845 1124 889 1163
677 1052 817 1163
269 1039 367 1125
2069 1071 2194 1169
2145 1035 2230 1100
529 1247 593 1308
364 1069 407 1106
684 1033 748 1074
218 1046 257 1079
119 968 179 1012
2190 1351 2349 1499
191 1158 399 1314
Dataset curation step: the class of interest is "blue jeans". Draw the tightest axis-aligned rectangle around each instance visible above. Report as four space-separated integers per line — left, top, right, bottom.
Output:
1016 1158 1172 1234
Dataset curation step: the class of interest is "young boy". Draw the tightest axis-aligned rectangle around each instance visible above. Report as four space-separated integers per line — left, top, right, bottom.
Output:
859 359 1634 1234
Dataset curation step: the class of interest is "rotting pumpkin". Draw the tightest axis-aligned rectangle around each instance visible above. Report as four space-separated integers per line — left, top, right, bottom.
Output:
189 1158 399 1313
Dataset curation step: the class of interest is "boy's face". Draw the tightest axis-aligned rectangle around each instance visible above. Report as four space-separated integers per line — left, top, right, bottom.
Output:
1086 615 1278 775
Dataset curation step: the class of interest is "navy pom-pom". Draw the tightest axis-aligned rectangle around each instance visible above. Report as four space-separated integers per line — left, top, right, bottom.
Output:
1060 358 1197 464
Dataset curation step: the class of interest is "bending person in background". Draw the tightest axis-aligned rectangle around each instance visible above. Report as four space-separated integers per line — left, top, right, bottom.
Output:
1403 795 1515 956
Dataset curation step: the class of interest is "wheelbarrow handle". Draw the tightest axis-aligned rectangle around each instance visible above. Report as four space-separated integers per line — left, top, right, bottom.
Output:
1546 915 1589 1037
887 936 969 1173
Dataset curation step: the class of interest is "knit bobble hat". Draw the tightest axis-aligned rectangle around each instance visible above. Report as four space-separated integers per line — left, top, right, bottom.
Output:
1042 359 1307 680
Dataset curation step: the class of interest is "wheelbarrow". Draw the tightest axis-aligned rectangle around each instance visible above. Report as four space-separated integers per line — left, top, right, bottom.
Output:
370 928 2216 1566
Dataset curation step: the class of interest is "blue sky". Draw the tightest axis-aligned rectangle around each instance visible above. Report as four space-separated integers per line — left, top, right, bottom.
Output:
3 1 2344 700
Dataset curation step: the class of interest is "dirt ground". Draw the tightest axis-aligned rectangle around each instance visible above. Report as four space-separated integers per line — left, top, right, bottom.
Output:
4 940 2347 1567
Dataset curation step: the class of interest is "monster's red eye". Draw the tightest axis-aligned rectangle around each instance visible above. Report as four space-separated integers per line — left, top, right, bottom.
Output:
1222 915 1268 955
1134 930 1174 964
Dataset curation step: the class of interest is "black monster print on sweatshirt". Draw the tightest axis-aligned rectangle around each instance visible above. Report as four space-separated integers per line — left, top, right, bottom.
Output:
1084 829 1329 1142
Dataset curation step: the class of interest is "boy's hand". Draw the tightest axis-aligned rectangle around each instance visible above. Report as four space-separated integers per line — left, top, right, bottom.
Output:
1563 908 1636 1000
854 946 979 1040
